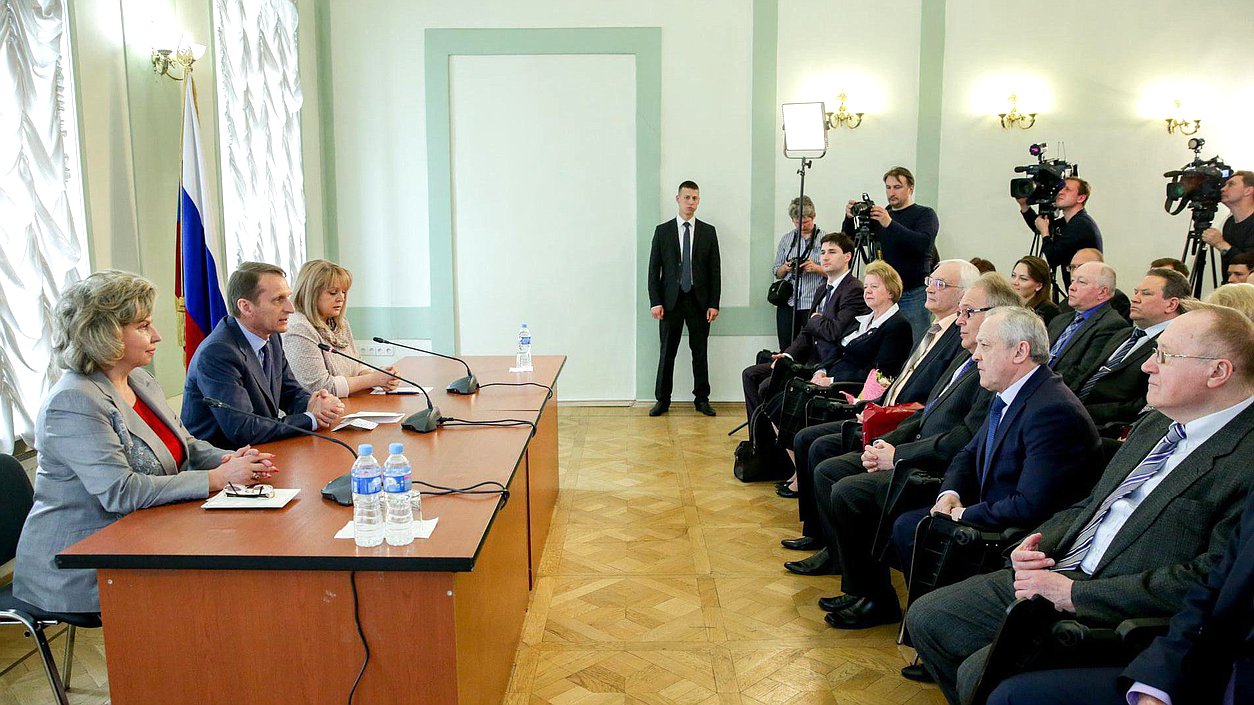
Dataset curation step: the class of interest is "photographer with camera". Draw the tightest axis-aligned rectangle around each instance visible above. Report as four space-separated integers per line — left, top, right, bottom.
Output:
1016 176 1102 291
1201 170 1254 270
841 166 939 345
770 196 826 349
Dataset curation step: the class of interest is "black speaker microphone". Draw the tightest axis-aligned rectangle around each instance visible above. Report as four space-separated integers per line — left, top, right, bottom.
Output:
316 343 443 433
202 396 359 506
372 336 479 395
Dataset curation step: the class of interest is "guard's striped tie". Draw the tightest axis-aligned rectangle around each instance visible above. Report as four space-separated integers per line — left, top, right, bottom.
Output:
1052 422 1186 572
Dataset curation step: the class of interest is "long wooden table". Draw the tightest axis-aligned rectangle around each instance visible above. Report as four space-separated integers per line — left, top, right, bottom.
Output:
58 355 564 705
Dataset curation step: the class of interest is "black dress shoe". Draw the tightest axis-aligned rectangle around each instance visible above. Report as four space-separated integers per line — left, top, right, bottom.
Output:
774 481 789 490
784 548 835 576
817 594 859 612
776 486 799 499
694 400 716 416
900 663 934 683
824 596 902 629
649 401 670 417
780 536 822 551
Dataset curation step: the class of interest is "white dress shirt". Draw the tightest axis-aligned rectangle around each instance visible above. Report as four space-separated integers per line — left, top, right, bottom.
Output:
675 215 696 250
840 303 899 346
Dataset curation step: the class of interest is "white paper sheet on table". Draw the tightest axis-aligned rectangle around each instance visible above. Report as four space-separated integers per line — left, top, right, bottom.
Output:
202 488 300 509
332 411 405 431
371 385 433 395
334 517 439 540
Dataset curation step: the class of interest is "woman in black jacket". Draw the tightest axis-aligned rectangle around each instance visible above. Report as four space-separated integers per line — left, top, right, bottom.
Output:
812 260 914 385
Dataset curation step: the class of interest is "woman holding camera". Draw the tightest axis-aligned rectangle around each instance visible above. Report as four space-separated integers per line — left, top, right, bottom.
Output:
1010 255 1060 324
14 271 274 615
770 196 826 349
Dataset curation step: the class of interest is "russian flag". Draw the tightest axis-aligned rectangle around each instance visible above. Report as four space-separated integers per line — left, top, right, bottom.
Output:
175 75 227 368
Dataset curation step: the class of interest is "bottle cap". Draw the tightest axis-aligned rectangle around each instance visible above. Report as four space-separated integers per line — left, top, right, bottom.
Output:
389 442 404 454
357 443 373 456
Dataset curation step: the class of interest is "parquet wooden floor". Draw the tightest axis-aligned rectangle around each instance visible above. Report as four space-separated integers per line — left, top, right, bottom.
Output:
0 405 944 704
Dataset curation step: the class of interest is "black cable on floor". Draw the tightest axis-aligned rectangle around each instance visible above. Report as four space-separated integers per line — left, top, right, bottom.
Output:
348 571 369 704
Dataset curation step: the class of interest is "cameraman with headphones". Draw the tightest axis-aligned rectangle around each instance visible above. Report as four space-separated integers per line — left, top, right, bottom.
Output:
1201 170 1254 269
841 166 939 344
1016 177 1102 291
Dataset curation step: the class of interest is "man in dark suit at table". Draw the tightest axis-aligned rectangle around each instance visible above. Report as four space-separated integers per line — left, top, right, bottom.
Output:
648 181 722 417
741 232 866 422
907 304 1254 705
183 262 345 448
814 306 1100 629
1078 268 1189 427
1047 260 1130 391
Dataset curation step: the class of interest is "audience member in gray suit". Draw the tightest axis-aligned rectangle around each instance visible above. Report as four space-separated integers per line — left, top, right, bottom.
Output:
1078 268 1188 427
1046 261 1130 390
782 273 1011 573
13 271 274 615
907 305 1254 704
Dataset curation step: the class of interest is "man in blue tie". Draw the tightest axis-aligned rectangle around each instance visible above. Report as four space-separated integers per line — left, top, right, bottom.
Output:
1047 260 1130 390
183 262 345 448
816 305 1099 630
906 304 1254 704
647 181 722 417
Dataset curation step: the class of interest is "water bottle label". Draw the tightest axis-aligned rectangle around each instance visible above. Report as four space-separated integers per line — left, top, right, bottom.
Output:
353 475 382 495
383 474 412 494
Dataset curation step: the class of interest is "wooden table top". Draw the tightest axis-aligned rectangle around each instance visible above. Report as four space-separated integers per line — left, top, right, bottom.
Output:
57 355 564 573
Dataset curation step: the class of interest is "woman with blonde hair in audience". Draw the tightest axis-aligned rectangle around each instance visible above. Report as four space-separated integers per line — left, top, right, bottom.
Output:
1009 255 1060 324
13 270 274 615
811 260 914 386
1204 282 1254 320
284 259 401 395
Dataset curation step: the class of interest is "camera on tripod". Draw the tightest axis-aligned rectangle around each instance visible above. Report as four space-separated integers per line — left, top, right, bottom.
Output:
1164 137 1232 218
850 192 876 232
1010 143 1078 209
1163 137 1234 296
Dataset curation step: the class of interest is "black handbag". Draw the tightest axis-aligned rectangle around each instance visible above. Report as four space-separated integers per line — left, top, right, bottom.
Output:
776 378 856 447
733 397 793 482
767 232 817 307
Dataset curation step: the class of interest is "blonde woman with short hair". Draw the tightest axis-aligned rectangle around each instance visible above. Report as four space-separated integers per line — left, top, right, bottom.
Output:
283 259 400 395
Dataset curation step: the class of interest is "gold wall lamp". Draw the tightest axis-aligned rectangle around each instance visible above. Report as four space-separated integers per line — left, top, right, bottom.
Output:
825 93 864 130
999 93 1036 130
1165 100 1200 135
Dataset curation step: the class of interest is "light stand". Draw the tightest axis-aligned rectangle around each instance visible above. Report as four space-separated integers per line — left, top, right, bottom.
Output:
781 102 829 342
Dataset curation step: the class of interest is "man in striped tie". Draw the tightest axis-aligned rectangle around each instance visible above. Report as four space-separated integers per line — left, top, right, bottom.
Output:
905 304 1254 704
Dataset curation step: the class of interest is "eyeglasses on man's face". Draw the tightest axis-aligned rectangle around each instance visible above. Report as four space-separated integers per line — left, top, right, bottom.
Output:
956 305 996 320
925 277 956 290
1152 349 1222 365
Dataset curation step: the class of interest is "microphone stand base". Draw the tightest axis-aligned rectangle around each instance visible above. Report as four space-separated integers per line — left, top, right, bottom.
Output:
403 406 443 433
447 375 479 395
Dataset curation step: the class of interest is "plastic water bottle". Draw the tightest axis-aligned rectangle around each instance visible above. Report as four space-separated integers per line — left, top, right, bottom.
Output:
383 442 414 546
351 444 383 547
516 322 533 370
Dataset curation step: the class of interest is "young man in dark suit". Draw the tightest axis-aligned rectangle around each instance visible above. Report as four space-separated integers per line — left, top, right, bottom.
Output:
647 181 721 416
907 305 1254 705
740 232 866 423
182 262 345 448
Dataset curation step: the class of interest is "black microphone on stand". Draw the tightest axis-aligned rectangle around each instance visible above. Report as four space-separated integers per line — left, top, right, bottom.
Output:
202 396 359 505
372 336 479 394
316 343 443 433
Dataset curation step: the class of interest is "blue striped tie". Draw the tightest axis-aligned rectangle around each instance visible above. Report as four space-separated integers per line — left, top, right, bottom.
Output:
1048 313 1085 368
980 396 1008 482
1053 422 1186 572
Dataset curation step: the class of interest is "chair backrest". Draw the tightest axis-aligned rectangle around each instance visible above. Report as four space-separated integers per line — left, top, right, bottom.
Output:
0 453 35 565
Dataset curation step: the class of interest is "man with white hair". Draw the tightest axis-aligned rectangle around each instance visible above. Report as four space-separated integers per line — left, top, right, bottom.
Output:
1046 260 1130 390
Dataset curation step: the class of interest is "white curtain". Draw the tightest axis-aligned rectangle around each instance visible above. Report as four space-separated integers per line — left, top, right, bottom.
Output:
214 0 306 279
0 0 90 453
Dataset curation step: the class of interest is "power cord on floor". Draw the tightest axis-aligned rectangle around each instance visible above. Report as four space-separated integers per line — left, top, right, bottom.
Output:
348 571 369 704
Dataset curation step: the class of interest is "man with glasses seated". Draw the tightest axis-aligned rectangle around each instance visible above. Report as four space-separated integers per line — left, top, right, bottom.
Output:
1047 260 1131 391
907 304 1254 704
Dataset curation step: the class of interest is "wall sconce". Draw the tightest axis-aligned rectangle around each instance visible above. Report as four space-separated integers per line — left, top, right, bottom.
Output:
1165 100 1200 136
825 93 864 130
151 39 205 81
999 94 1036 130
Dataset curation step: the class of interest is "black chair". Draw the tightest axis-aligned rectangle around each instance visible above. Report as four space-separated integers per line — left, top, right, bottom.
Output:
969 596 1169 705
0 453 101 705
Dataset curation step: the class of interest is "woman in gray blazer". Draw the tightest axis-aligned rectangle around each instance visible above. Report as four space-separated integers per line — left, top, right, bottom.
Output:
13 271 274 615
